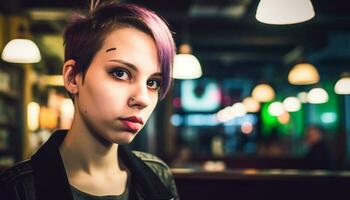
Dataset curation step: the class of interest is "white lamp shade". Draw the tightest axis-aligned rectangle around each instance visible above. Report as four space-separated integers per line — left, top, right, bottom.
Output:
243 97 260 112
283 97 301 112
173 54 202 79
252 83 275 102
268 101 285 116
2 39 41 63
288 63 319 85
256 0 315 25
334 77 350 95
307 88 329 104
231 102 247 117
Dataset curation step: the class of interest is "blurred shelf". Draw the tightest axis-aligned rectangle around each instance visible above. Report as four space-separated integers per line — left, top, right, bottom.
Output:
0 121 15 128
0 89 19 101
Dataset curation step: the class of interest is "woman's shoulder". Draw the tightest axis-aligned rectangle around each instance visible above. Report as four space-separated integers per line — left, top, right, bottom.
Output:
0 160 35 199
0 160 34 185
131 150 169 169
131 151 179 199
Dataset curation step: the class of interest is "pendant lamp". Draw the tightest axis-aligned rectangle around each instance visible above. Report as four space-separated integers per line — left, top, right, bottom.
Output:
256 0 315 25
288 62 319 85
252 83 275 102
173 44 202 79
334 72 350 95
1 25 41 63
307 87 329 104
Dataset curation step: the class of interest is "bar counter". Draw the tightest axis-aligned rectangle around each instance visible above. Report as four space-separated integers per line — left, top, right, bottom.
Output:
172 168 350 199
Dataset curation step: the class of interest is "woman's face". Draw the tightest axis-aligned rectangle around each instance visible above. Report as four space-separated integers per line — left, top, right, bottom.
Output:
74 27 161 144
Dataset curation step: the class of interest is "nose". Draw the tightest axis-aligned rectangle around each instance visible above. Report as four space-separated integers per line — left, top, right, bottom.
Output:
128 83 151 109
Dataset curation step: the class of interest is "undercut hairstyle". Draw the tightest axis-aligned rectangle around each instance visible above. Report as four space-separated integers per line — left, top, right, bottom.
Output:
63 1 175 99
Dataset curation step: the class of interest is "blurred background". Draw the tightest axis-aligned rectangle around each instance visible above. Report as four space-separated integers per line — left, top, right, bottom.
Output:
0 0 350 175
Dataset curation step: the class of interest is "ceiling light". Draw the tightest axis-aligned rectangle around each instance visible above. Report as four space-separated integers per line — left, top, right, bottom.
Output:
268 101 285 116
278 112 290 124
256 0 315 25
252 83 275 102
2 39 41 63
334 73 350 95
288 63 320 85
307 88 329 104
231 102 247 117
283 97 301 112
243 97 260 112
173 44 202 79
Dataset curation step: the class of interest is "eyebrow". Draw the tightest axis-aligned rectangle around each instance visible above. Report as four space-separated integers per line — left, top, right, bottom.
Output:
108 59 162 77
106 47 117 52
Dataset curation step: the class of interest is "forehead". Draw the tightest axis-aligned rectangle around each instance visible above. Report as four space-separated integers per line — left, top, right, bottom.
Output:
99 27 160 71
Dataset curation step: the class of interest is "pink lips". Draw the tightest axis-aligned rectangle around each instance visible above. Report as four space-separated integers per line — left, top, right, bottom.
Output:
119 116 144 133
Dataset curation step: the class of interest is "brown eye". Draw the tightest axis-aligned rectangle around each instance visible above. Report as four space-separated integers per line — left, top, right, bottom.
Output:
110 69 130 80
147 79 161 90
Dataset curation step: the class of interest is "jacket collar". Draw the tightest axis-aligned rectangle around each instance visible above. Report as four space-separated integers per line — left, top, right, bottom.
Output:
31 129 173 200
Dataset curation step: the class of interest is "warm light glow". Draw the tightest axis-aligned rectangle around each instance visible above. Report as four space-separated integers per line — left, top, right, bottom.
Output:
334 75 350 95
27 102 40 131
268 101 285 116
288 63 319 85
217 106 235 123
283 97 301 112
241 122 253 134
256 0 315 25
59 98 75 129
307 88 329 104
39 75 64 86
252 83 275 102
2 39 41 63
173 54 202 79
232 102 247 117
278 112 290 124
297 91 308 103
243 97 260 112
39 107 58 130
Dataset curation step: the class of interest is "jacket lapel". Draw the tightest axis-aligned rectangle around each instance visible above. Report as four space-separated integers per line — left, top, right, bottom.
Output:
119 146 173 200
31 130 73 200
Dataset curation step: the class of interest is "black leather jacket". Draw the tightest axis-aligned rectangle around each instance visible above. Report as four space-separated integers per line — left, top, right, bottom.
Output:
0 130 179 200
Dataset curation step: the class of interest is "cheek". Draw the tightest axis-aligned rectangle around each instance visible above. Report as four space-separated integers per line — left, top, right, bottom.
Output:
80 80 127 117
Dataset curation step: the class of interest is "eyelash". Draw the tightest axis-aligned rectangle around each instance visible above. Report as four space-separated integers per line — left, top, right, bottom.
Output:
147 79 162 90
109 68 162 91
110 68 131 81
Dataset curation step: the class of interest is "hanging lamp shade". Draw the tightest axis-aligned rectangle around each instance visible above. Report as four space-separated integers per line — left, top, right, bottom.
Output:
2 39 41 63
307 88 329 104
252 83 275 102
243 96 260 112
255 0 315 25
268 101 285 116
173 44 202 79
283 96 301 112
288 63 320 85
231 102 247 117
334 73 350 95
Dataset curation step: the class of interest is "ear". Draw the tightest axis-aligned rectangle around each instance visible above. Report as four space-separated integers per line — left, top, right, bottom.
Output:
62 59 81 95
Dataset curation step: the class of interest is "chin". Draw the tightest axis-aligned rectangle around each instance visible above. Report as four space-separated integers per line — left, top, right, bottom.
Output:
110 131 137 145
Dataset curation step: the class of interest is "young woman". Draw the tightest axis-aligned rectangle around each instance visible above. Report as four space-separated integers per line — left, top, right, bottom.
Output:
0 1 178 200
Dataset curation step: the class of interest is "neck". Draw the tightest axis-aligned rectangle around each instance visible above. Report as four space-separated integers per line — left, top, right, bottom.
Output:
59 114 122 176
